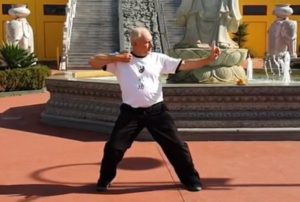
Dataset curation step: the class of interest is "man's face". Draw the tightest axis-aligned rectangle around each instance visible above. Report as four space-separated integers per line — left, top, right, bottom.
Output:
132 31 153 56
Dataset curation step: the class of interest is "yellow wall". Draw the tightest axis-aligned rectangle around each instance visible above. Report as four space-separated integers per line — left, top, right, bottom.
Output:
240 0 300 57
0 0 66 61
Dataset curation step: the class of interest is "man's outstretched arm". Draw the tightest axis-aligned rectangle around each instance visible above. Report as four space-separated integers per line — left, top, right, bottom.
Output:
179 43 220 71
89 52 132 69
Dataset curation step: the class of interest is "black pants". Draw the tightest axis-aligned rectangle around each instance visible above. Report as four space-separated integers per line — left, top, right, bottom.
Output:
99 102 200 185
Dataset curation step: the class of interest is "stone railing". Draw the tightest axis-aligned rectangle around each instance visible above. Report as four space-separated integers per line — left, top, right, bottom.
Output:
59 0 77 70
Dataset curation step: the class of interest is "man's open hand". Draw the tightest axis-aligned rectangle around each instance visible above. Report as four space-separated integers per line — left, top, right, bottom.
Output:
209 41 220 62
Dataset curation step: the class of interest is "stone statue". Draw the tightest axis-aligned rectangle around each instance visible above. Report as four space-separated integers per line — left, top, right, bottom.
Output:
175 0 242 49
168 0 247 84
265 4 297 82
5 4 34 53
268 4 297 58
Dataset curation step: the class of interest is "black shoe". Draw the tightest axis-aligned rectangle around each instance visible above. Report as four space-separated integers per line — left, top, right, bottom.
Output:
96 180 110 192
183 182 202 192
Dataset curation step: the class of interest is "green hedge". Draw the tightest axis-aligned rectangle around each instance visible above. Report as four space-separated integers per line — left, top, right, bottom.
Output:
0 65 50 92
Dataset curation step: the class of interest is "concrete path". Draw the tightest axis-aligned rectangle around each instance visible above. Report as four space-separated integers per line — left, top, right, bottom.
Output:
1 92 300 202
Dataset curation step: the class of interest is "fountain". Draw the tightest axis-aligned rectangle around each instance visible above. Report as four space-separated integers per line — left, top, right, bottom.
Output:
246 54 253 81
41 1 300 140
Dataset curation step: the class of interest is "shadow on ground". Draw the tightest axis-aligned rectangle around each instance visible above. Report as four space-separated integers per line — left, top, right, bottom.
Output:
0 103 107 142
29 158 164 185
2 178 300 199
0 178 230 197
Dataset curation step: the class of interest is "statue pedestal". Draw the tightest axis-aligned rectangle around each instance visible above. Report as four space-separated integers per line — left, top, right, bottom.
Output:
168 48 248 84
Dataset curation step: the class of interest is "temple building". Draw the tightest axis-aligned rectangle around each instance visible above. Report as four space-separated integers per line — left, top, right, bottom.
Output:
0 0 299 62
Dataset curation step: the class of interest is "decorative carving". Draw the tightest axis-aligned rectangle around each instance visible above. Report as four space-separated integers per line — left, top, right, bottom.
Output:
41 77 300 133
121 0 162 52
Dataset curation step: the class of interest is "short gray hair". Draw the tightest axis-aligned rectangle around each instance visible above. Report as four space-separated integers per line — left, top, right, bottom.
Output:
130 27 150 42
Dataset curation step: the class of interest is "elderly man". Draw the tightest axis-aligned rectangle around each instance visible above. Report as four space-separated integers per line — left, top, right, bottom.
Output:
89 27 220 192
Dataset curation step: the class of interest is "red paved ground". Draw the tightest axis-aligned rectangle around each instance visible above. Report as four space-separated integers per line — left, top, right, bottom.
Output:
1 92 300 202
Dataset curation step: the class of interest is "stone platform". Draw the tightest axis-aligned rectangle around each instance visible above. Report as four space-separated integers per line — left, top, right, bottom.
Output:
41 73 300 140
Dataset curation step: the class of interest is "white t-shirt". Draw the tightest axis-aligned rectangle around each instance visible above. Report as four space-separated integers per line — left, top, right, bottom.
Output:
106 52 182 108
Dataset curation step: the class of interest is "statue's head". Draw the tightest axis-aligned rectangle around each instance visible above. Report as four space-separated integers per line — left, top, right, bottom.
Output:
273 4 293 19
8 4 30 18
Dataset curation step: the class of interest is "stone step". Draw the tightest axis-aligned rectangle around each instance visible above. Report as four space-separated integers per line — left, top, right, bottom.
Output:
66 0 119 69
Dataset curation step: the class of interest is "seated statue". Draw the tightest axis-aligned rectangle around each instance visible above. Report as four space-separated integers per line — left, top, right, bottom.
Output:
6 5 34 53
168 0 247 84
175 0 242 49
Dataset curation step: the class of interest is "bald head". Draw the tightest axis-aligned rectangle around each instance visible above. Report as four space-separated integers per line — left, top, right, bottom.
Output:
130 27 152 42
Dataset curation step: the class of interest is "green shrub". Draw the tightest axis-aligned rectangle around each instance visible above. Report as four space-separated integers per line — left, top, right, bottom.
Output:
0 42 38 70
0 71 7 91
0 65 50 92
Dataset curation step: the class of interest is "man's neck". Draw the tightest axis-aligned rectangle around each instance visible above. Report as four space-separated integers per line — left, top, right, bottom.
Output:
131 51 149 58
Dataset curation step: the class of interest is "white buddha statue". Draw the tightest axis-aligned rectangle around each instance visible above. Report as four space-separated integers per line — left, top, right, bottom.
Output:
175 0 242 49
6 4 34 53
168 0 247 84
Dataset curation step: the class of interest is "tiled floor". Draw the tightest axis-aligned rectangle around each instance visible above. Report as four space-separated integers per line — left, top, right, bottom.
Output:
1 92 300 202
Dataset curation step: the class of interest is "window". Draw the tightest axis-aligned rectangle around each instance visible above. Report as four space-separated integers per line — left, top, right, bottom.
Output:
243 5 267 15
44 5 66 16
2 4 30 15
2 4 12 15
291 5 300 15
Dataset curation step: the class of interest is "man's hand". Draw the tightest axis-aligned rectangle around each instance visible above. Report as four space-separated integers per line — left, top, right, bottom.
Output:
208 41 220 62
179 41 221 72
89 55 103 68
116 52 133 63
